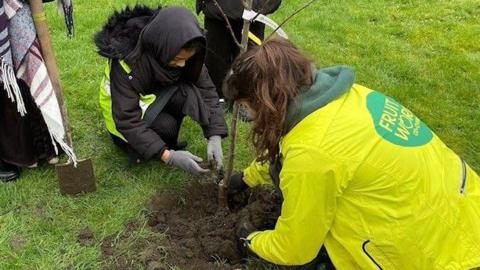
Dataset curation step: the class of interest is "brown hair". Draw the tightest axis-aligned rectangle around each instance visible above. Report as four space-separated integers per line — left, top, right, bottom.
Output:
225 37 313 164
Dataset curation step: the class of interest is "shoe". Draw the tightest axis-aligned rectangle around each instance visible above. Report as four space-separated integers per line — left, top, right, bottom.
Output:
0 160 20 182
27 163 38 169
48 157 59 165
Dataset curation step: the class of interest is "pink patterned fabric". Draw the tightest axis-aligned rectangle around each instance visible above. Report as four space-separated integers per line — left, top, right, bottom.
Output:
6 0 77 164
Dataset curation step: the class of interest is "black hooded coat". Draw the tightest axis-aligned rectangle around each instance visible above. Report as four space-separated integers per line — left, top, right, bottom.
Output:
95 6 227 160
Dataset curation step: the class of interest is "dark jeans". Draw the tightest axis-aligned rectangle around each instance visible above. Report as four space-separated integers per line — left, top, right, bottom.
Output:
111 90 186 163
204 17 266 98
290 247 335 270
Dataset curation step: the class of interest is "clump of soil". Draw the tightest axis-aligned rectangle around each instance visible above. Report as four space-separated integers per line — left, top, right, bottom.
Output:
78 227 95 246
100 176 282 270
145 180 282 270
10 236 27 251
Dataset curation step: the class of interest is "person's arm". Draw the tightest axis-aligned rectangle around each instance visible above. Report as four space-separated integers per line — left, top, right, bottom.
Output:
246 148 348 265
195 65 228 139
110 61 167 160
243 160 273 188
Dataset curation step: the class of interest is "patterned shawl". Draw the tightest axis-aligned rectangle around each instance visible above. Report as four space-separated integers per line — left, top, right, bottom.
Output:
0 0 25 115
4 0 76 164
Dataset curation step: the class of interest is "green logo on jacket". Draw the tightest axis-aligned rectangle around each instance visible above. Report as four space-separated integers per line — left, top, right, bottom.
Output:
366 91 433 147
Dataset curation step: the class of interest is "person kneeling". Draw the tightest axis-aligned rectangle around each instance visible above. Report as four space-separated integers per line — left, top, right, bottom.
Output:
225 37 480 269
95 6 227 174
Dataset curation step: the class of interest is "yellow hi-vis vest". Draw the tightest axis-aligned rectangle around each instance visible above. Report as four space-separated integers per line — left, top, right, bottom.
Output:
99 60 156 141
244 84 480 269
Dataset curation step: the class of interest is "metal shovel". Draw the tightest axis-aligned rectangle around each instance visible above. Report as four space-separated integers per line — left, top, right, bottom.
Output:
30 0 96 195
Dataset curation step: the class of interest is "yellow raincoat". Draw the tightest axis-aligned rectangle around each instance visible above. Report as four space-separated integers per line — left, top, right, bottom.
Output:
243 67 480 269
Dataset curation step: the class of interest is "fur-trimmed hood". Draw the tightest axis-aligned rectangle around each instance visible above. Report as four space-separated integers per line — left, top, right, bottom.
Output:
94 5 160 60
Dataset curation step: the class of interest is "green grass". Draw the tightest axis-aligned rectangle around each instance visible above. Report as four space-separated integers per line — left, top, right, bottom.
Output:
0 0 479 269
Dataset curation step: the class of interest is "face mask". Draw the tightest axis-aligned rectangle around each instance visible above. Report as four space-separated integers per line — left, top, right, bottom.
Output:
164 65 182 77
239 102 255 121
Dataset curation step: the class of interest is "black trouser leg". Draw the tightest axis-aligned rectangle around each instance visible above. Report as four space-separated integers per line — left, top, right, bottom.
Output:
204 17 267 99
110 90 186 163
249 21 266 42
205 17 242 98
149 112 183 149
290 247 335 270
153 89 186 148
110 111 183 164
148 87 186 150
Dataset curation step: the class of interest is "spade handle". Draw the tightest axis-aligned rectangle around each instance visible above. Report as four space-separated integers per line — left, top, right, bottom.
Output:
29 0 73 147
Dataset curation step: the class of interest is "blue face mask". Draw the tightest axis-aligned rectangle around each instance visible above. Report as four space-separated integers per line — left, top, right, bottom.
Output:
239 103 255 121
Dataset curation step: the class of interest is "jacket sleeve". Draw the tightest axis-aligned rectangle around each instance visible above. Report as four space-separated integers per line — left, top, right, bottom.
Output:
110 61 166 160
254 0 282 15
247 147 348 265
195 65 228 139
200 0 282 19
243 160 273 187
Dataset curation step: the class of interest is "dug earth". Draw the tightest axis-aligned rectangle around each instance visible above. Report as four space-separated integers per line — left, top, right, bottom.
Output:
146 180 282 269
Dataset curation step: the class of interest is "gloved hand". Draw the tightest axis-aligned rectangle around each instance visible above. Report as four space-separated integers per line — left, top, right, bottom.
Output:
236 217 257 257
228 172 249 197
237 219 255 239
227 172 250 210
165 150 209 175
207 135 223 171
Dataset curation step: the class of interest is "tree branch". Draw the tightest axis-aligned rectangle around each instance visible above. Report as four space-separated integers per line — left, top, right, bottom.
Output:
210 0 242 48
219 0 319 210
220 0 254 209
267 0 319 40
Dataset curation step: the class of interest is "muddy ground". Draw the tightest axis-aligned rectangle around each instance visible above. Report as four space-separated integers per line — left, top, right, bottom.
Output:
145 181 282 269
100 179 283 270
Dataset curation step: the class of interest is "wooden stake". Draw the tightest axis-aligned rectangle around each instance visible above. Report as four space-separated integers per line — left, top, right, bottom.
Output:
30 0 72 147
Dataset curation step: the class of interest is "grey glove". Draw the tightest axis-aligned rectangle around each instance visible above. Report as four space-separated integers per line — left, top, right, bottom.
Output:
166 150 209 175
207 136 223 170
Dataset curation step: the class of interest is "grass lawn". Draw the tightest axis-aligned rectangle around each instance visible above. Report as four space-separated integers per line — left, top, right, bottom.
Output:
1 0 479 269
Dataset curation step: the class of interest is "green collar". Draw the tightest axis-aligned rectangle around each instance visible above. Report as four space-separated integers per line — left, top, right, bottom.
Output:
285 65 355 132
